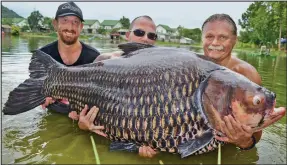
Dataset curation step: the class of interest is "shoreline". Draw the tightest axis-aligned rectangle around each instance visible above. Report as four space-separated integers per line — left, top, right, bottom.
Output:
15 33 287 56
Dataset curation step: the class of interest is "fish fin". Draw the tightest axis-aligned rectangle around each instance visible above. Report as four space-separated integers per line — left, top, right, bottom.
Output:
118 42 155 55
178 129 214 158
195 53 217 63
3 50 62 115
2 78 46 115
109 141 139 153
29 50 64 78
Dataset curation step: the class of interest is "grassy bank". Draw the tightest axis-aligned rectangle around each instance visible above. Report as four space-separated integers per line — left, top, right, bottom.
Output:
17 32 286 56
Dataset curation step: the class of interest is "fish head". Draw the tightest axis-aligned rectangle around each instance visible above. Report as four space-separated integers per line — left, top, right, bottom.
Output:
201 69 276 132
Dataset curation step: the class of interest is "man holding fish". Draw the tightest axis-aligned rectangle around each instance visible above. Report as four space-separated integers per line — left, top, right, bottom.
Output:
75 13 286 156
29 2 286 158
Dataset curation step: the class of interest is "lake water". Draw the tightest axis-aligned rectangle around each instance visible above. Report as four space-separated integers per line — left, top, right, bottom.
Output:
1 35 286 164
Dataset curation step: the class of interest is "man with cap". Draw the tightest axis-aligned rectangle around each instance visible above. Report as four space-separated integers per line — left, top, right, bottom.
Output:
40 1 100 66
40 2 103 132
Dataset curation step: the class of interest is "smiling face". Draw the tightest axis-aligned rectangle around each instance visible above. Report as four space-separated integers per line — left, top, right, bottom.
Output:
126 17 157 45
202 20 237 62
53 15 83 45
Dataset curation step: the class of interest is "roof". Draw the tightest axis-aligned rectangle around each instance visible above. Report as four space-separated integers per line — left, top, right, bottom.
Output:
181 37 192 41
118 29 129 32
2 25 12 28
83 19 100 25
101 20 119 26
157 24 172 32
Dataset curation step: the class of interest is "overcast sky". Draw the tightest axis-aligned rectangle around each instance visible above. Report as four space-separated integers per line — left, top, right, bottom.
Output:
2 2 252 31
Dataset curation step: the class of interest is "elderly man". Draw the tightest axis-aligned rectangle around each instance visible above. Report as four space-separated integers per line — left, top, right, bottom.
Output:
201 13 286 150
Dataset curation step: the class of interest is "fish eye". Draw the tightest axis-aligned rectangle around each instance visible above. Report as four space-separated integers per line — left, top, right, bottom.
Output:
253 96 261 105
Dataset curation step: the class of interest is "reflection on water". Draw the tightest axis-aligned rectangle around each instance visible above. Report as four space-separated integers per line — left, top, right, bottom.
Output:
1 36 286 164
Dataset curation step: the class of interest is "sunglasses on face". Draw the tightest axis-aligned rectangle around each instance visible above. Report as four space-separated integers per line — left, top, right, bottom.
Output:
131 29 157 41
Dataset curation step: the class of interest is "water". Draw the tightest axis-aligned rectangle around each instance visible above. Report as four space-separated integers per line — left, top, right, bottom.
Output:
1 35 286 164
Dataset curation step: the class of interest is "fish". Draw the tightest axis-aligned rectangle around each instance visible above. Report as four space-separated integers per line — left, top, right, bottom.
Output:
2 42 276 158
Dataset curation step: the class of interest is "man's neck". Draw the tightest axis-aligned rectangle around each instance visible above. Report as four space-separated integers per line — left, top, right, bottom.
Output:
58 39 81 54
57 39 82 65
216 55 232 68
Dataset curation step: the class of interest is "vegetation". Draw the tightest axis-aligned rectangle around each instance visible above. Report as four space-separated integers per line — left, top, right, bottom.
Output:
119 16 130 29
11 25 20 35
21 25 30 32
43 17 54 31
97 27 107 35
27 10 44 32
238 1 287 50
177 26 202 43
1 4 23 18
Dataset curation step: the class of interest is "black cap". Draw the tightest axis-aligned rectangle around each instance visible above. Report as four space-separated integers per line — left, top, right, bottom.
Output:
55 2 84 22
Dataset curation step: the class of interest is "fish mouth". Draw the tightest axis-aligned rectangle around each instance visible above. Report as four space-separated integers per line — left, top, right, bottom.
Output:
257 116 265 127
251 100 277 130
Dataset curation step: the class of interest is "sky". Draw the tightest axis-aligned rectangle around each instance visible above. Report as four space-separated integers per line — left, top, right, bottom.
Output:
2 2 253 31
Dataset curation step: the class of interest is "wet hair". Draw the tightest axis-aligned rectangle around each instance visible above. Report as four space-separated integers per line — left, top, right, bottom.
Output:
202 14 237 36
129 15 154 30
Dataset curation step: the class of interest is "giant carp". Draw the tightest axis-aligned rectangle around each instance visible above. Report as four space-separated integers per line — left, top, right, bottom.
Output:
3 42 276 158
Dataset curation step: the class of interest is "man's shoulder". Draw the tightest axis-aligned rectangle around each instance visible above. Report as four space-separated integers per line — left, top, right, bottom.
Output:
231 56 261 84
39 40 58 52
38 41 58 56
233 57 257 73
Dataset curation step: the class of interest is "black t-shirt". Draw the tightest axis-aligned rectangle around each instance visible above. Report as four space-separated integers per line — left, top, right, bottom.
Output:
38 40 100 114
39 40 100 66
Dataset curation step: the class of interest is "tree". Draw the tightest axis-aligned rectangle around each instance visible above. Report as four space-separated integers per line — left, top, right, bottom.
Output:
27 10 43 32
42 17 54 31
119 16 130 29
177 25 184 38
21 25 30 32
11 25 20 35
238 2 287 49
2 18 13 25
97 27 107 35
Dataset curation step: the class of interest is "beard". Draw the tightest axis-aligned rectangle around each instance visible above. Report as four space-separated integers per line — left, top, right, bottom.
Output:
58 29 78 45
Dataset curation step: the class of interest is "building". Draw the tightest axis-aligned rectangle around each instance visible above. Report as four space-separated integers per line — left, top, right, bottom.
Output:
179 37 193 44
156 24 179 42
101 20 122 30
2 25 11 33
83 19 101 34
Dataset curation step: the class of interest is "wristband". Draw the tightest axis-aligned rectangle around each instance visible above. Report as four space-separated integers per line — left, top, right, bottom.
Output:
239 135 256 150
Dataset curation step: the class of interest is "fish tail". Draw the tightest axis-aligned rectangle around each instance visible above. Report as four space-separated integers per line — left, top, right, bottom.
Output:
3 50 63 115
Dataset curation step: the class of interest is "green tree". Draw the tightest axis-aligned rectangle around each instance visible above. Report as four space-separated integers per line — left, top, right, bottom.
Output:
177 25 184 38
97 27 107 35
110 28 120 33
119 16 130 29
42 17 54 31
21 25 30 32
238 2 287 49
11 25 20 35
190 28 202 42
1 18 13 25
27 10 43 32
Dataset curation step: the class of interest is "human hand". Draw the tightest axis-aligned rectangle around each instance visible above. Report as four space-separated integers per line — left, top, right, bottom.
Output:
139 146 158 158
94 51 124 62
41 97 55 110
68 111 79 120
78 105 107 137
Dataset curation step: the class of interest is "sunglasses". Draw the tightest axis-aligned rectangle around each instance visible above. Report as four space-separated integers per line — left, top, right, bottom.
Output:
131 29 157 41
